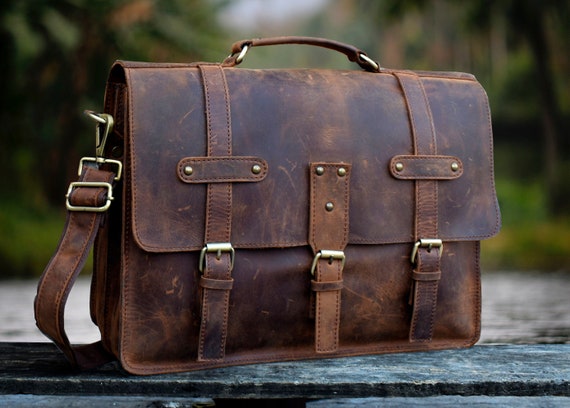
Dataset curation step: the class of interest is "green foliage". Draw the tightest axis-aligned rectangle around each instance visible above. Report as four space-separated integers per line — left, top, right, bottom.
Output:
0 201 65 279
482 178 570 271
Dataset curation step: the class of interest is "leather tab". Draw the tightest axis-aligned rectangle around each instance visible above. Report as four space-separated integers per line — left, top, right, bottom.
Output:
309 162 351 353
178 156 268 183
390 155 463 180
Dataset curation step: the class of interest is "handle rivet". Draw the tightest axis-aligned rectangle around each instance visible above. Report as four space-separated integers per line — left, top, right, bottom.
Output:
183 166 193 176
451 162 459 172
395 162 404 172
325 202 335 212
252 164 262 174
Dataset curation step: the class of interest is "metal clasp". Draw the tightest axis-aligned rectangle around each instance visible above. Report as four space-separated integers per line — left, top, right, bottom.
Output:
358 53 380 72
410 239 443 264
199 243 236 273
311 250 346 276
78 157 123 181
66 182 113 212
230 44 250 65
84 110 114 158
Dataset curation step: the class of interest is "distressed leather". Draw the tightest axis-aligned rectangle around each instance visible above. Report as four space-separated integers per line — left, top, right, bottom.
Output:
36 38 501 374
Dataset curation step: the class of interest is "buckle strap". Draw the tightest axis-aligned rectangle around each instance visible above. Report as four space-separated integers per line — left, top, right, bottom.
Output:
309 162 351 353
395 72 442 343
197 64 234 362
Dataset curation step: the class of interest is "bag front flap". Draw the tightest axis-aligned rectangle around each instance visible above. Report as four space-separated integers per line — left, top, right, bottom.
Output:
114 62 500 253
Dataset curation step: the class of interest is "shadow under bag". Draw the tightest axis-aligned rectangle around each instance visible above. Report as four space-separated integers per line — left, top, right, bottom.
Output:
35 37 501 374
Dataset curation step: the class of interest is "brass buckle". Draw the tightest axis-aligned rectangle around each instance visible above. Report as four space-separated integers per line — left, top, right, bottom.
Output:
66 182 113 212
311 250 346 276
410 239 443 264
199 243 236 273
78 157 123 181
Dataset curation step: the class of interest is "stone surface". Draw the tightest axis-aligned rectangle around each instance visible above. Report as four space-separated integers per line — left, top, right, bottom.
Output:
1 343 569 400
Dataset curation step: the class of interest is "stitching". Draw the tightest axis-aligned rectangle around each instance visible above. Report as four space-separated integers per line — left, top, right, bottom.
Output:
198 285 209 358
219 65 232 156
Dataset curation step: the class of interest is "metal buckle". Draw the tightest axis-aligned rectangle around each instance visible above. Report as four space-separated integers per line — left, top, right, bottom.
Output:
410 239 443 264
65 182 113 212
311 250 346 276
78 157 123 181
199 243 236 273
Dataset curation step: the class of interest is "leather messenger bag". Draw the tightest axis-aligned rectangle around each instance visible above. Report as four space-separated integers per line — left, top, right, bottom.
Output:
35 37 501 374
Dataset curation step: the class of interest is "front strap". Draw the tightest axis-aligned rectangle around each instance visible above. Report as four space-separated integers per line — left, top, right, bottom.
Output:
34 166 116 369
394 72 442 343
309 162 351 353
197 64 234 361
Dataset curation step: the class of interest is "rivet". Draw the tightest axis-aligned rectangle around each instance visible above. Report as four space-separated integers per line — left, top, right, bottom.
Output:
111 146 123 158
451 162 459 172
325 202 334 212
316 166 325 176
337 167 347 177
251 164 262 174
395 162 404 172
183 166 193 176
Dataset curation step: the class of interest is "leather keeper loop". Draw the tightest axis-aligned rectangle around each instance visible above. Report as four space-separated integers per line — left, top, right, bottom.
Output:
67 184 111 209
178 156 268 183
412 271 441 282
200 276 235 290
390 155 463 180
311 279 344 292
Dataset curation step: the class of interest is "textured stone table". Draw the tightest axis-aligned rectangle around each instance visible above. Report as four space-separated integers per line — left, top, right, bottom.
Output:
1 342 569 407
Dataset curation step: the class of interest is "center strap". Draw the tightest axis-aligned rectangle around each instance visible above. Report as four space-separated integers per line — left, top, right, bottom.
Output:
309 163 351 353
394 71 442 343
197 64 234 361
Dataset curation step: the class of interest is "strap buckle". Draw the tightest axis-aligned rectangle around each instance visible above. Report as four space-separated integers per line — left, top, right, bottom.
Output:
199 243 236 273
311 250 346 276
78 157 122 181
66 182 113 212
410 239 443 264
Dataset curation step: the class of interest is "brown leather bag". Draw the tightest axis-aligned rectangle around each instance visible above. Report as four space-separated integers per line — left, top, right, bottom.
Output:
35 37 500 374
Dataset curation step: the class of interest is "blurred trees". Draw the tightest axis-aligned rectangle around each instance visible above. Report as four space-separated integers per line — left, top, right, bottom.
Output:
303 0 569 216
1 0 568 274
0 0 228 207
385 0 569 216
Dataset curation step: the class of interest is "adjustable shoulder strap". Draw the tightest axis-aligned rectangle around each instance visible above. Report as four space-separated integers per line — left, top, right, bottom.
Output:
34 164 117 369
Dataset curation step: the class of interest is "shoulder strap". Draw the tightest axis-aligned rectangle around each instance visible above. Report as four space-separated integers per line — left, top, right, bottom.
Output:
34 164 117 369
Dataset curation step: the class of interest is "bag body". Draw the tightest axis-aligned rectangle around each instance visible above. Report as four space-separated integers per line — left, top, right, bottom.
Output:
35 37 500 374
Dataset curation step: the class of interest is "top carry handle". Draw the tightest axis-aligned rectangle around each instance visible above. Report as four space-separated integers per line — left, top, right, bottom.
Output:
224 36 381 72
